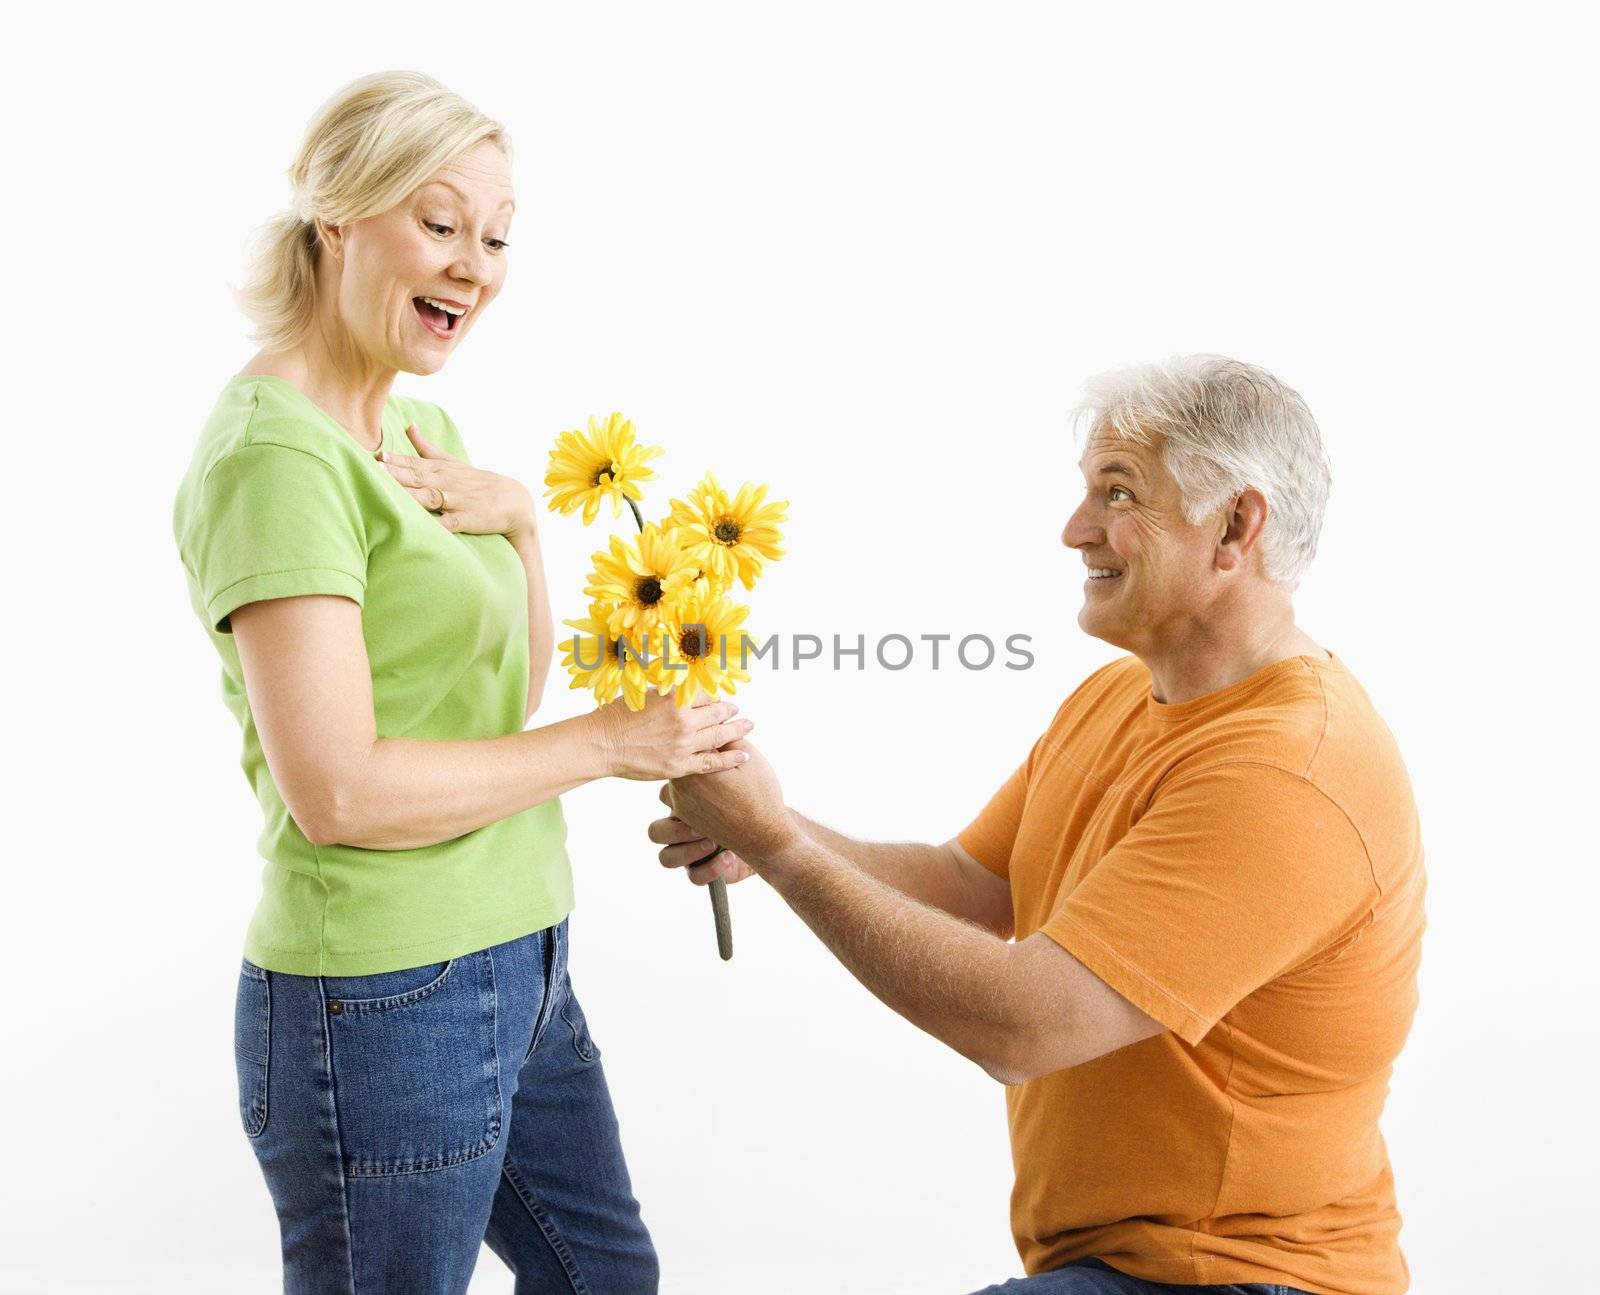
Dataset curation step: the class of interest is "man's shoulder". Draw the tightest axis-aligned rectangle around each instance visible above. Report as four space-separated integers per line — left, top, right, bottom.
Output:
1044 654 1147 721
1194 655 1420 890
1215 653 1406 784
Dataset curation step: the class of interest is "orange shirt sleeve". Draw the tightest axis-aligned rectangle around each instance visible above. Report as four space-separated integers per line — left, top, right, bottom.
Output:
1042 760 1377 1046
956 757 1028 879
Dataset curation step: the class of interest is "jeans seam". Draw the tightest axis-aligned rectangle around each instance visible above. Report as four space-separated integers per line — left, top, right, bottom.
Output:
318 976 358 1294
238 964 271 1137
524 925 560 1063
559 993 595 1063
499 1154 589 1293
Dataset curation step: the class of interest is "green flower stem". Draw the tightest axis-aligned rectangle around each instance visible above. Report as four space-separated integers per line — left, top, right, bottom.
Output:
625 491 733 962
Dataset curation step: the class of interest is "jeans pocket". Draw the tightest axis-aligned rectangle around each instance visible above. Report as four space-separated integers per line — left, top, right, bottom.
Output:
322 952 502 1177
234 960 270 1139
559 985 598 1064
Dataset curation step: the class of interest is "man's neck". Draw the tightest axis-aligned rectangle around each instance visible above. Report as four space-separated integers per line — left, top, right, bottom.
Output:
1135 598 1327 705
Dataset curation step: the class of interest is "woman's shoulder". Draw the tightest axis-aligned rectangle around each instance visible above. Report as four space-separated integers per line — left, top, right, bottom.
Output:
177 376 358 518
205 372 348 463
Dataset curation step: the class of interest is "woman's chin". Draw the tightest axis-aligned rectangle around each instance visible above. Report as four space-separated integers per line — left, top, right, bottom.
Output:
398 350 450 377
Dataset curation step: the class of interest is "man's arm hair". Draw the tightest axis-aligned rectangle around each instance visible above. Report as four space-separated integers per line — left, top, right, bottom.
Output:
789 812 1014 939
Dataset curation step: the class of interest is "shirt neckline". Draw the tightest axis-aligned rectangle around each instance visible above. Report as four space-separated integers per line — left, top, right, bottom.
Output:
1143 650 1345 723
228 371 399 455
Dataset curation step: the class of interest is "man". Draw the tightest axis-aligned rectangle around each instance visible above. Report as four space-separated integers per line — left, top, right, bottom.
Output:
650 355 1426 1295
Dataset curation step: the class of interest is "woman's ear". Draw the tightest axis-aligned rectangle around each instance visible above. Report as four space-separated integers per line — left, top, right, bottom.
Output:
313 217 344 263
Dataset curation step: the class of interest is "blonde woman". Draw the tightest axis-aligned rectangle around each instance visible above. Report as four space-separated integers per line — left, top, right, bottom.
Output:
172 72 747 1292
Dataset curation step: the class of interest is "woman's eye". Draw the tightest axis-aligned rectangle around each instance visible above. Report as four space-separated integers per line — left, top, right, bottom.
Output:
485 238 509 252
425 221 452 236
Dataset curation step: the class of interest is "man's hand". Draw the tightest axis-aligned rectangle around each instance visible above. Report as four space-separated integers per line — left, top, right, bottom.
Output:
660 740 802 866
647 816 757 885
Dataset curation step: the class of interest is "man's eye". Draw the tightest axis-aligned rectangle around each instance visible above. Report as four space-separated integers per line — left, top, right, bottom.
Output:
1109 485 1133 502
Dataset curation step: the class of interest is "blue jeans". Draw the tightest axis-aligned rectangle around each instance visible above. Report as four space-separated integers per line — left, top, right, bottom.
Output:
234 918 658 1293
968 1257 1313 1294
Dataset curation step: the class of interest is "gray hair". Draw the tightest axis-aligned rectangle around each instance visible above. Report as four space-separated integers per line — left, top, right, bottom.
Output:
1071 355 1332 590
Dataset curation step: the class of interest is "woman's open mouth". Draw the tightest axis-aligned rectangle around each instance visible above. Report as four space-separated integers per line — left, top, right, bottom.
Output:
412 295 466 339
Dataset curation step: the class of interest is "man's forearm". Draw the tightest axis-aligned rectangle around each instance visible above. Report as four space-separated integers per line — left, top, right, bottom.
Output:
755 836 1027 1080
510 530 555 723
791 812 1007 934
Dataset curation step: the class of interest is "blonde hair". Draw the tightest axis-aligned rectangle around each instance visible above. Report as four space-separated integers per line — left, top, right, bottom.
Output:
236 70 511 351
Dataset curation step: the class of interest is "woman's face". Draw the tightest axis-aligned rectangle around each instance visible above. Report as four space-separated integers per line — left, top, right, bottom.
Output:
326 141 514 376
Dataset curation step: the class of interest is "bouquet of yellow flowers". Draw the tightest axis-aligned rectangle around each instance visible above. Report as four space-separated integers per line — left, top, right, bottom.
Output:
544 412 788 958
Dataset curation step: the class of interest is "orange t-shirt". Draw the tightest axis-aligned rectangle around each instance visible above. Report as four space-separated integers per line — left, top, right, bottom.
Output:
958 651 1426 1295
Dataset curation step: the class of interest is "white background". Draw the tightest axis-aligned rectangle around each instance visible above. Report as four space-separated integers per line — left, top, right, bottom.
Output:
7 2 1595 1292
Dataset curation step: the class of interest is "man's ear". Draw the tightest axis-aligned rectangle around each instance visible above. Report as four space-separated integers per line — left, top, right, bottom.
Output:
1216 488 1269 573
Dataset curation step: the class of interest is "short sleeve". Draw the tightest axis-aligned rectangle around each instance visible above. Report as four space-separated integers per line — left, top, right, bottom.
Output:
956 758 1028 879
191 444 368 634
1043 762 1377 1046
957 679 1104 880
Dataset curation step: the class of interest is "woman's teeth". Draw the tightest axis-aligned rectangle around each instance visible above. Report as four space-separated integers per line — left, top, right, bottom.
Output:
413 297 460 337
1088 568 1122 579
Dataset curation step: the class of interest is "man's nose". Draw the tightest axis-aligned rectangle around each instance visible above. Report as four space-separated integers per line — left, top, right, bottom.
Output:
1062 499 1099 549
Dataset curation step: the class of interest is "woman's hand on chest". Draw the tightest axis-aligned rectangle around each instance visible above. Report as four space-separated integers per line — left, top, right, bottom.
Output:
377 423 536 543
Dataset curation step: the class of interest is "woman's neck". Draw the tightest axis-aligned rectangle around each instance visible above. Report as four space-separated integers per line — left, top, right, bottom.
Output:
241 315 396 451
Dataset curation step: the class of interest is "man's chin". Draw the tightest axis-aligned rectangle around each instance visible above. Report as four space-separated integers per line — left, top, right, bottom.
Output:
1077 604 1130 650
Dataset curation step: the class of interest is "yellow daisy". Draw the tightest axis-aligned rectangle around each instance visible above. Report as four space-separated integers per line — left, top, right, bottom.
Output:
544 412 663 525
583 521 697 643
657 588 754 707
560 601 657 710
682 561 732 602
667 472 788 591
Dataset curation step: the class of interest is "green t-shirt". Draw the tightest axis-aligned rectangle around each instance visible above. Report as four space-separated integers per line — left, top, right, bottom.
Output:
172 373 573 975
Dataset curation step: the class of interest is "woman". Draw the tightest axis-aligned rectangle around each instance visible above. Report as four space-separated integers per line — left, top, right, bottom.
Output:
171 71 748 1293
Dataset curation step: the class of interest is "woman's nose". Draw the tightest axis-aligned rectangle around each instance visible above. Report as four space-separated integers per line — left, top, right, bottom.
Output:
451 242 492 287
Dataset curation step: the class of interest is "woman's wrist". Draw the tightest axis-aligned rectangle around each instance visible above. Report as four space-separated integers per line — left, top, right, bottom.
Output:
570 707 617 780
506 514 541 552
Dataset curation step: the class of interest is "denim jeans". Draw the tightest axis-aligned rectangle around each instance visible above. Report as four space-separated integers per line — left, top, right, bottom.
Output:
234 918 658 1293
967 1256 1314 1295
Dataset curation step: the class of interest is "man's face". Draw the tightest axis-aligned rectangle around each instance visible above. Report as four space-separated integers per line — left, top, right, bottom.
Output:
1061 432 1225 653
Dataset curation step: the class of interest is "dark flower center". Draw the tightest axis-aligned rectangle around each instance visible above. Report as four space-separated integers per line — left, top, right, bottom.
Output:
591 462 617 486
635 576 663 606
678 624 709 660
713 517 742 545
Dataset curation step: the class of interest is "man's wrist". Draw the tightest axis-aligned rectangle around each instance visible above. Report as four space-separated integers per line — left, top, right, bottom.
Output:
750 820 820 888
